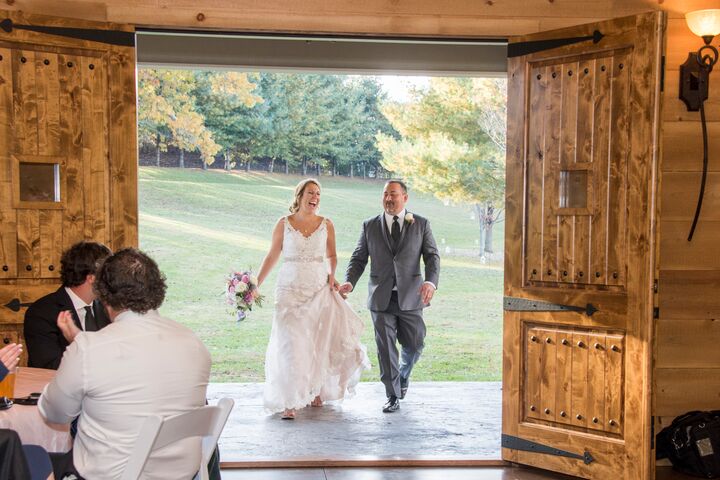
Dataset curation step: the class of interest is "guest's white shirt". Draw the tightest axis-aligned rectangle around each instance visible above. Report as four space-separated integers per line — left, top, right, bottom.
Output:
39 309 211 480
64 287 92 330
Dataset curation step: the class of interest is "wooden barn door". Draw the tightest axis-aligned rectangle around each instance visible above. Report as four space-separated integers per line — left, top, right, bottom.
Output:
502 12 664 479
0 10 137 362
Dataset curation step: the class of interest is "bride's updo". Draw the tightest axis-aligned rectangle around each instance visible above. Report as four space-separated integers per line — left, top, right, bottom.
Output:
289 178 321 213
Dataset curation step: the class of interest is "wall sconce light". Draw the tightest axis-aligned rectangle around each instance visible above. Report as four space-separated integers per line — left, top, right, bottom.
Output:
681 9 720 241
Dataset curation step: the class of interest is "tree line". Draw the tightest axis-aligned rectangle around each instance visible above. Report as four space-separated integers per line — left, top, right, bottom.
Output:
138 69 397 177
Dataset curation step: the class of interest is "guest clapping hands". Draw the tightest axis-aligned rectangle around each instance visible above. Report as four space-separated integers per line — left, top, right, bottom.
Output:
0 343 22 381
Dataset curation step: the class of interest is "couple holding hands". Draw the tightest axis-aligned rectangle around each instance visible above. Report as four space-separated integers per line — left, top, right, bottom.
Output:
257 178 440 419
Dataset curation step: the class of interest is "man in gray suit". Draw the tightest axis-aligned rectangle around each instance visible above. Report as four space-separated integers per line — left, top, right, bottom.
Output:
339 180 440 413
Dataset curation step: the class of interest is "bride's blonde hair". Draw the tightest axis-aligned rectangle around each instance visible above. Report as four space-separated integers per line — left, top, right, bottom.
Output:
289 178 321 213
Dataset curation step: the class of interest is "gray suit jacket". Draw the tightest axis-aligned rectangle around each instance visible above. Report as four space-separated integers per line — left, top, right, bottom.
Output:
346 212 440 312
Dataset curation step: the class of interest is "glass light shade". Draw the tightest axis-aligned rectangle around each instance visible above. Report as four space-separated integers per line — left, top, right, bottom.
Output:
686 9 720 38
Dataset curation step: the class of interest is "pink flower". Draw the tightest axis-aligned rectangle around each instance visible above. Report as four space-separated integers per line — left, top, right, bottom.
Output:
243 293 253 304
228 286 236 294
232 278 239 286
241 275 250 283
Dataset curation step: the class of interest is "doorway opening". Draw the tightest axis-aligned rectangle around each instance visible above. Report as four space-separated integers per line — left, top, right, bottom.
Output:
136 32 508 464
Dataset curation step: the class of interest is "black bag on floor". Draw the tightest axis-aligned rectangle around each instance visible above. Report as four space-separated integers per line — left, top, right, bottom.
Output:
656 410 720 478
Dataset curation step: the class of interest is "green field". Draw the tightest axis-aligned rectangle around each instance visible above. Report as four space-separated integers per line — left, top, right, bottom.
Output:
138 167 504 382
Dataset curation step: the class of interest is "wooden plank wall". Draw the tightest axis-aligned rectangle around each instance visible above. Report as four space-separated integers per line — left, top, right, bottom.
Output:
655 12 720 422
9 0 719 440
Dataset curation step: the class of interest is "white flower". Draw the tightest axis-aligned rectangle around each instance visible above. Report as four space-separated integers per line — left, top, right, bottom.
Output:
404 213 415 224
248 275 258 286
236 282 248 293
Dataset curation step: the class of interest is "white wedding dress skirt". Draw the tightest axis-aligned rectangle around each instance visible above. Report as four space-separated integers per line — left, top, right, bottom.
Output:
263 218 370 413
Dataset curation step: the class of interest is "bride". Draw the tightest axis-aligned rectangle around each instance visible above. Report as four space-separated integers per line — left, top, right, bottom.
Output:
257 178 370 419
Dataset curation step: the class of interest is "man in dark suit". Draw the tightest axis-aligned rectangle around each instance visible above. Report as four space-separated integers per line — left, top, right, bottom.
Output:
23 241 112 369
340 180 440 413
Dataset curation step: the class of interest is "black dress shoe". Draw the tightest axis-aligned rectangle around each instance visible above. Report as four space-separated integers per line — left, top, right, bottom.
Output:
383 395 400 413
400 377 409 400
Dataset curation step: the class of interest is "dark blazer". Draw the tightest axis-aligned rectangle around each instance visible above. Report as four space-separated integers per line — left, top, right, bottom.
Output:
346 212 440 312
23 287 110 369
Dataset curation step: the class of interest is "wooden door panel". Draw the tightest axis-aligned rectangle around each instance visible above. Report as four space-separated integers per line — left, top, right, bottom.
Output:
38 209 62 278
12 49 38 156
525 50 631 289
16 209 39 278
522 325 625 435
504 12 663 479
80 55 109 241
0 47 16 279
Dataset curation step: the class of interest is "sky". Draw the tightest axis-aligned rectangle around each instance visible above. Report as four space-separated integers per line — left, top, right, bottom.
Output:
377 75 430 102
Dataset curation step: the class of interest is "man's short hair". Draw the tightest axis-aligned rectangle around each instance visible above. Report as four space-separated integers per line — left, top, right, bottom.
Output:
60 242 112 288
384 179 408 194
94 248 167 314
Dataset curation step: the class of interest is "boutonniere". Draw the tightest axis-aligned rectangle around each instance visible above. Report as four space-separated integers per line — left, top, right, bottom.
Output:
404 213 415 224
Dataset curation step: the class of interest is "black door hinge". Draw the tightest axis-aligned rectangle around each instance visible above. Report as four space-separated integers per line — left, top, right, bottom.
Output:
502 434 594 464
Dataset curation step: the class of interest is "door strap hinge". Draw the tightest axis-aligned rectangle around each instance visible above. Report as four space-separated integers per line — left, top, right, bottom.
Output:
3 298 32 312
1 18 135 47
502 434 595 465
508 30 604 58
504 296 598 317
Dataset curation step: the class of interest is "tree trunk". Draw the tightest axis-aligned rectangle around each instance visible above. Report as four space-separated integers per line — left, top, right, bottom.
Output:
155 135 161 167
332 159 337 176
245 159 250 172
224 152 231 171
284 160 289 175
363 162 367 178
316 163 321 176
350 163 354 178
474 203 496 255
179 149 185 168
202 156 209 170
269 158 275 173
302 158 307 175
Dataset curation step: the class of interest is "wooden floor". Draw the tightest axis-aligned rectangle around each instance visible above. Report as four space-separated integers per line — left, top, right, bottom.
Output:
221 466 577 479
207 381 501 463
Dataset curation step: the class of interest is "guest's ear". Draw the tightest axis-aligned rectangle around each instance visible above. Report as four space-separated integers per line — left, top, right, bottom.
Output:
86 274 96 285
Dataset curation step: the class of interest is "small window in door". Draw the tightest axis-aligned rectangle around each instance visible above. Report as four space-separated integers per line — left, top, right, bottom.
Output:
13 156 65 208
559 170 588 209
19 162 60 202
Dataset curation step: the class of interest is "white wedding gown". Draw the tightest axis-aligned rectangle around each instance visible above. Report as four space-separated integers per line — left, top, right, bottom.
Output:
263 217 370 413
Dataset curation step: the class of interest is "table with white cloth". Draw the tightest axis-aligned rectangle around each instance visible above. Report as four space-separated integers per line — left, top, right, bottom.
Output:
0 367 72 452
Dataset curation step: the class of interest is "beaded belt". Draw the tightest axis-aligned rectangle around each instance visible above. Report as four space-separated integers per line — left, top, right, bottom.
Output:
284 255 324 263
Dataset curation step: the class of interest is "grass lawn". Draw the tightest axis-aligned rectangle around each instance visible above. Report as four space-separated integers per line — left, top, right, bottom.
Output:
138 167 504 382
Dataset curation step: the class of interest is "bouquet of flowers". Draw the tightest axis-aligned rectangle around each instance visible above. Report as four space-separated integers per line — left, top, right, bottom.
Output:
226 270 264 322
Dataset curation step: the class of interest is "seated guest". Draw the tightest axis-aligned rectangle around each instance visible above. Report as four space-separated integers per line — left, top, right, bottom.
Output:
24 241 112 369
39 248 212 480
1 345 54 480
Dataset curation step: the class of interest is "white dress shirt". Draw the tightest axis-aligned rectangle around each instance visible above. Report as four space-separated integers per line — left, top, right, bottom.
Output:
39 309 211 480
384 209 406 234
65 287 91 330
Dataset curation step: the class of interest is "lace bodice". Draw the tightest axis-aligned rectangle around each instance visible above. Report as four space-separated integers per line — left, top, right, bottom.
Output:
276 217 329 290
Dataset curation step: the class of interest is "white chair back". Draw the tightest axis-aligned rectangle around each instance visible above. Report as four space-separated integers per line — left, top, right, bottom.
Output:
121 397 234 480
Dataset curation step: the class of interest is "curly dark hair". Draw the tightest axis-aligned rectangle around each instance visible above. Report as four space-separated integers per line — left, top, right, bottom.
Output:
93 248 167 314
60 241 112 288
